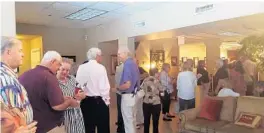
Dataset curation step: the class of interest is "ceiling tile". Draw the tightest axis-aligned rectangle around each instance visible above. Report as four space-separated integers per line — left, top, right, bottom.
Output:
66 2 98 8
90 2 125 11
51 2 83 13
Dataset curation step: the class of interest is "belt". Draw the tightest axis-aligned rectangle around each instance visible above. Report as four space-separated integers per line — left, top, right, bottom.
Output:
121 92 133 94
86 96 101 99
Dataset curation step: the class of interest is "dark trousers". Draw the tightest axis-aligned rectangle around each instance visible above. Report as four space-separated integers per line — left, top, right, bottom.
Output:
162 92 171 114
116 93 125 132
143 103 161 133
80 96 110 133
179 98 195 112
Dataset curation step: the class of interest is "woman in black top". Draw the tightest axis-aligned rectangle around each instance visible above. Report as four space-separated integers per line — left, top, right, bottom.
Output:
197 60 210 99
214 59 229 94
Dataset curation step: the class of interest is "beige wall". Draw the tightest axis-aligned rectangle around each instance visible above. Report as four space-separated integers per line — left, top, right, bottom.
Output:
98 41 118 88
16 23 87 64
179 43 206 62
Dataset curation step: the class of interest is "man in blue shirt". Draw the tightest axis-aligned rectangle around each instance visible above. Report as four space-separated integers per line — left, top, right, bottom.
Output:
118 47 140 133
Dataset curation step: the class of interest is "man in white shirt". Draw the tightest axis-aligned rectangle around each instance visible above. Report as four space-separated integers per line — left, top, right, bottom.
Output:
76 47 110 133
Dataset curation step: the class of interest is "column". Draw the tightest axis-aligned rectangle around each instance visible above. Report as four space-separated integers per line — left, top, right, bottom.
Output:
195 39 221 107
204 39 222 75
118 37 135 56
1 1 16 37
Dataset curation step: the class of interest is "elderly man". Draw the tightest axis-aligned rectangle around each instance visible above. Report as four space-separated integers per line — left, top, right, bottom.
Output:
19 51 79 133
118 47 140 133
1 36 37 133
76 47 110 133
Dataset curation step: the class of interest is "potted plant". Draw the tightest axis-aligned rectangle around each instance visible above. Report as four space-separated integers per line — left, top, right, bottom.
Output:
239 34 264 81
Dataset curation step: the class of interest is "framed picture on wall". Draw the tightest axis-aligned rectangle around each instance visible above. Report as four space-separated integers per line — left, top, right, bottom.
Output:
181 57 187 63
111 55 118 75
193 57 199 68
171 56 178 66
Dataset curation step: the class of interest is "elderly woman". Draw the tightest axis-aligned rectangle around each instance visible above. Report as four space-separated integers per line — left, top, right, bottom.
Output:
141 68 164 133
56 58 85 133
214 59 229 95
177 62 198 112
160 63 175 121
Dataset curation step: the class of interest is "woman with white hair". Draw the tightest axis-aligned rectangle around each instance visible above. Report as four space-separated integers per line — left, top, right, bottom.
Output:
160 63 175 121
214 59 229 95
56 58 85 133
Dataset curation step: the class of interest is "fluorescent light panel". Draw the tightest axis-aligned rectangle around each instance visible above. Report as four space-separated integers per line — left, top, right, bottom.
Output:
218 32 242 36
65 8 108 21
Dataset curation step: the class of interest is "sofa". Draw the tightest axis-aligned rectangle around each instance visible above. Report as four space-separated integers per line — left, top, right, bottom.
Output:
178 96 264 133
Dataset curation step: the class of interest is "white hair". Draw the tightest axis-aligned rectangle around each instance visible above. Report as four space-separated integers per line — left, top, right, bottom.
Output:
41 51 61 63
87 47 102 60
1 36 22 55
216 58 224 67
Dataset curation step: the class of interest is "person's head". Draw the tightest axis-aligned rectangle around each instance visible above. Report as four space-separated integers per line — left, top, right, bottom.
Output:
57 58 73 79
87 47 102 63
182 61 192 71
118 47 131 62
215 59 224 69
41 51 62 74
239 55 248 62
255 81 264 93
162 63 171 73
198 60 205 68
234 61 244 74
149 68 159 78
1 36 24 69
187 59 193 67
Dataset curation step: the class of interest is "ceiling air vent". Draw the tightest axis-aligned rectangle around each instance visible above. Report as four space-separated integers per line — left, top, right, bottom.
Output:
195 4 214 14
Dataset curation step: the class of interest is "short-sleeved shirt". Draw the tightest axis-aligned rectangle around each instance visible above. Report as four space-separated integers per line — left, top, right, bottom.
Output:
0 62 33 132
119 58 140 93
141 76 164 105
19 65 64 133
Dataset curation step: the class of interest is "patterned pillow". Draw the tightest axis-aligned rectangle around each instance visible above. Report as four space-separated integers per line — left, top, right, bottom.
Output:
234 112 262 128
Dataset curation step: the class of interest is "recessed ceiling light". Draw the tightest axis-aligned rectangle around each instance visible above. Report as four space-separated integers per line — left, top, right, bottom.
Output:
65 8 108 21
218 32 242 36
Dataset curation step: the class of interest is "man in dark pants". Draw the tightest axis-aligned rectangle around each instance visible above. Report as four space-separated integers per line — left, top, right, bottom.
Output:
76 48 110 133
115 63 125 133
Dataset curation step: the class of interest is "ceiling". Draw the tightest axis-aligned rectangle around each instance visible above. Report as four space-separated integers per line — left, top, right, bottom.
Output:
135 13 264 45
15 2 168 28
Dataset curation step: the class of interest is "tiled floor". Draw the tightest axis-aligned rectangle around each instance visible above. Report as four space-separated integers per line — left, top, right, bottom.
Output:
58 92 180 133
109 92 180 133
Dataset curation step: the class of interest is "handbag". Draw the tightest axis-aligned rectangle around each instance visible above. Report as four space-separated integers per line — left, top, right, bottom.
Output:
136 88 145 99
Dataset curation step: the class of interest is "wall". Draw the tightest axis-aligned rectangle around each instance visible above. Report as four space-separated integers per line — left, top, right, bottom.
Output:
179 43 206 62
20 39 31 75
86 2 264 47
16 23 87 64
18 36 43 75
98 41 118 88
136 38 179 77
1 1 16 37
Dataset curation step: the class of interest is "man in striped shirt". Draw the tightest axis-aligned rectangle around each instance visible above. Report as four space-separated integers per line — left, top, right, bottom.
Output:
0 36 37 133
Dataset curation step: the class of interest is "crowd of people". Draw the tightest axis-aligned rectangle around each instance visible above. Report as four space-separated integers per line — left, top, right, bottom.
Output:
1 36 264 133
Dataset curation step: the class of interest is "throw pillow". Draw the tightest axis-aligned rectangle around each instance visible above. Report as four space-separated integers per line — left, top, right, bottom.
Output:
198 97 223 121
234 112 262 128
